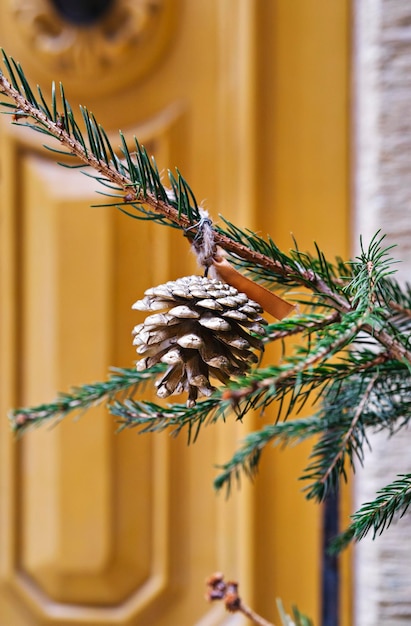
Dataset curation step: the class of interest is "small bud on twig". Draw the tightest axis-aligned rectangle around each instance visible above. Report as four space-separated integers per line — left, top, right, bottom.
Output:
205 572 274 626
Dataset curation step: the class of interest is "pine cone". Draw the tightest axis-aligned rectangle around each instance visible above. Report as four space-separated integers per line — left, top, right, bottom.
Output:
132 275 267 407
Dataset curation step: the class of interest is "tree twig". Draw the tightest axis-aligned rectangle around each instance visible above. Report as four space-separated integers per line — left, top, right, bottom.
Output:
0 70 355 312
267 311 341 341
205 573 275 626
390 300 411 319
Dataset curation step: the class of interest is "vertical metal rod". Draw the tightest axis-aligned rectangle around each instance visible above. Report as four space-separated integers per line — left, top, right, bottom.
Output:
321 490 340 626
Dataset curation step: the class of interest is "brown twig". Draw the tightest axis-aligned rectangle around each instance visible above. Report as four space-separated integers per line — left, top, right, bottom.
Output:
390 300 411 318
205 573 275 626
368 324 411 364
2 70 411 368
0 71 349 309
266 310 341 341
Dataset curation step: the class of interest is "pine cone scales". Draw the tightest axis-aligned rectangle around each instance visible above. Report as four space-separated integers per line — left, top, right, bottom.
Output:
132 275 267 406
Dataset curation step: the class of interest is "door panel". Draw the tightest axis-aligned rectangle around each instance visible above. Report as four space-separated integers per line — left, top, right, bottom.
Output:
0 1 349 624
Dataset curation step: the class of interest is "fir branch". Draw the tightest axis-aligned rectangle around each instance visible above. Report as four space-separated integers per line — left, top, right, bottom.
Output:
0 53 298 276
266 311 341 341
317 374 378 494
332 473 411 553
9 366 163 433
0 51 385 314
0 55 336 294
110 395 234 443
3 49 411 380
302 368 411 500
215 364 411 496
2 48 411 553
346 232 398 311
222 311 368 408
0 50 202 232
214 417 325 494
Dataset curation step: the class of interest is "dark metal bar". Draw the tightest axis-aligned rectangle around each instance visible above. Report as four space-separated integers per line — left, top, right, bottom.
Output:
321 490 340 626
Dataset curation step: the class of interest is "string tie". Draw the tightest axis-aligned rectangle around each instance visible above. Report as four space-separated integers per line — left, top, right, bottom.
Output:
188 210 295 319
187 209 217 274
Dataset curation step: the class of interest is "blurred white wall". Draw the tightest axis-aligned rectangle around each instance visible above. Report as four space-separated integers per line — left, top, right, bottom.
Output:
354 1 411 623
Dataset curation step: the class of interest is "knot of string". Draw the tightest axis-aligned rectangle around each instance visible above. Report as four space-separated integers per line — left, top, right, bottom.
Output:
186 209 217 275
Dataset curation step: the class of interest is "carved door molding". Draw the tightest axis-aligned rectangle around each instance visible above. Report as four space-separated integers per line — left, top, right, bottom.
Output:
2 0 179 97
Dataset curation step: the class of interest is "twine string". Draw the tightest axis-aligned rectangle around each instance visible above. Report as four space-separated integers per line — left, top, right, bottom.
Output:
187 210 295 319
187 209 217 275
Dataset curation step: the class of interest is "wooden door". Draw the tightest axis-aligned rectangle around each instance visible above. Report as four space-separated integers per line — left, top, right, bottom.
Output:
0 1 350 624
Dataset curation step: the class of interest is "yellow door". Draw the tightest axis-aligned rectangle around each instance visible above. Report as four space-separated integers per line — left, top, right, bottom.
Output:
0 1 350 624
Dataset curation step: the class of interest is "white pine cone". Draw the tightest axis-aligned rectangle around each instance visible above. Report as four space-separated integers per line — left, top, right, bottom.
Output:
132 275 267 407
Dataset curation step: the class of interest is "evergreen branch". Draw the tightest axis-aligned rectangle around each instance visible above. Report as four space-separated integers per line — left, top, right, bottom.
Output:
215 365 411 496
266 311 341 341
346 232 398 309
0 56 342 296
0 53 307 280
368 323 411 365
314 374 378 497
214 417 325 494
0 52 385 313
302 369 411 501
331 473 411 552
222 311 367 408
0 50 202 232
2 48 411 554
110 396 234 443
3 49 411 379
389 301 411 325
9 366 163 433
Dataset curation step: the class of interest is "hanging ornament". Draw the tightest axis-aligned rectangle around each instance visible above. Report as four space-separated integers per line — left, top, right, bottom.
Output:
132 209 294 406
132 275 267 407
